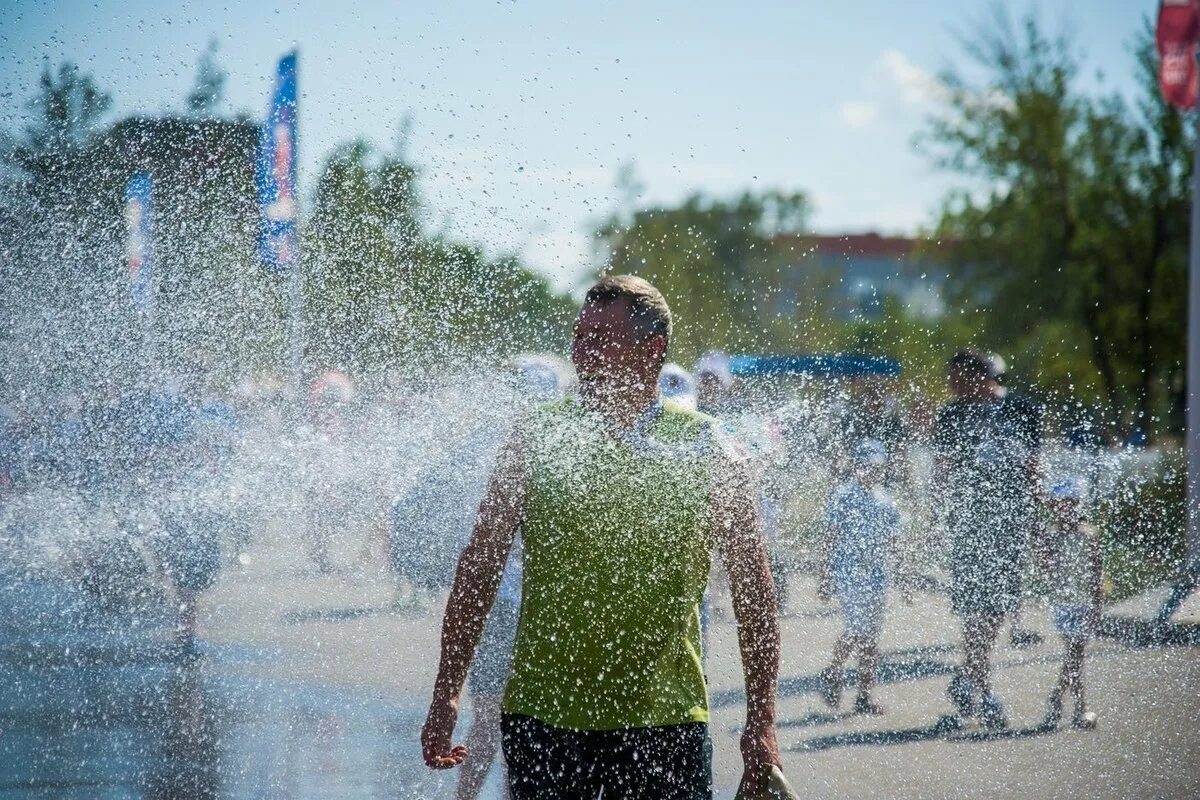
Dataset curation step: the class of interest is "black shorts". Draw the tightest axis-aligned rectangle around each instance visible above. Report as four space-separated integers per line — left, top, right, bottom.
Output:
947 503 1030 617
159 512 223 592
500 713 712 800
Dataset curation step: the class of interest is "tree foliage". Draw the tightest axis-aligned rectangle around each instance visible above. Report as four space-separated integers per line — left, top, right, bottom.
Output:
594 189 823 363
186 39 228 117
923 13 1190 434
0 55 574 397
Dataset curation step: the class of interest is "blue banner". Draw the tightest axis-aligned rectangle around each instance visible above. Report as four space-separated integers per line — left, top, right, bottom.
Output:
124 172 153 317
256 51 299 272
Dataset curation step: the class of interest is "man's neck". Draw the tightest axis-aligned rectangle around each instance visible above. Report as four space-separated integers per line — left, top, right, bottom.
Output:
580 381 659 431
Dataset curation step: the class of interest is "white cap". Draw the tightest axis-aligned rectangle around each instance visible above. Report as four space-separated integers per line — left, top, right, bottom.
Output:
694 350 733 387
659 363 697 410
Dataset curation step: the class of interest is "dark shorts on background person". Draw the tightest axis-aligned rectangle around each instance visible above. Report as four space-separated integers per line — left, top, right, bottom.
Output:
948 505 1029 618
159 512 223 593
500 713 712 800
468 596 519 696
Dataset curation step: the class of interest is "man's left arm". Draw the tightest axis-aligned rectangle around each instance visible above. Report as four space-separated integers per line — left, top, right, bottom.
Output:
711 448 782 786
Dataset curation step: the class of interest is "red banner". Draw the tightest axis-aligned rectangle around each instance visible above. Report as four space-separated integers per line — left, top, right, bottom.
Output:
1158 0 1200 109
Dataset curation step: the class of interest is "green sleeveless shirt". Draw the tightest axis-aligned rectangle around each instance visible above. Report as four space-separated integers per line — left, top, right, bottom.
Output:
502 396 718 730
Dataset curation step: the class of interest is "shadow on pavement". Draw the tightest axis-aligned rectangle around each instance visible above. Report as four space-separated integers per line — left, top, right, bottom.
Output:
280 601 431 624
776 710 859 730
792 718 1055 753
714 644 956 710
1098 616 1200 649
280 605 392 624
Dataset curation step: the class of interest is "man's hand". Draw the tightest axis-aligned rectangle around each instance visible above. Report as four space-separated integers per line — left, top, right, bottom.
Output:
739 720 782 791
421 697 466 769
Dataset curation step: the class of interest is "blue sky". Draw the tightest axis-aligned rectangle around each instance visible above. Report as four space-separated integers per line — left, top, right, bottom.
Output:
0 0 1156 288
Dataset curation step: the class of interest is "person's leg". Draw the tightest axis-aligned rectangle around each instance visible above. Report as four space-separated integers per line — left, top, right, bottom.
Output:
176 586 198 652
955 610 1006 727
821 634 851 707
500 714 586 800
1063 637 1094 726
852 635 884 715
824 581 862 708
850 585 886 714
1045 634 1072 727
963 611 1003 700
307 502 332 574
1009 603 1042 647
456 694 504 800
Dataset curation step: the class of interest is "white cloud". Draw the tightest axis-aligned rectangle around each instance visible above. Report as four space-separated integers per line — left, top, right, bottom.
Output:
878 49 945 106
837 100 880 129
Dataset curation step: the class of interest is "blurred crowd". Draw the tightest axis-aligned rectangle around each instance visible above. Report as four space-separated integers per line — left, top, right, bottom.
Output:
0 344 1172 741
0 348 1165 625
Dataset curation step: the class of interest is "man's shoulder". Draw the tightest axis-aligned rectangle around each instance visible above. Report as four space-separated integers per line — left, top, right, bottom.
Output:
661 398 718 427
524 397 577 427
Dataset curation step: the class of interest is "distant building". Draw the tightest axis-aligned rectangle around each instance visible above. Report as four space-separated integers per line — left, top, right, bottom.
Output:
774 232 949 320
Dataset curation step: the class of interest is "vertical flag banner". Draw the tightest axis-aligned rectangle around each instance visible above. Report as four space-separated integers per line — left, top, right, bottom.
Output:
124 172 153 318
256 51 299 272
1157 0 1200 109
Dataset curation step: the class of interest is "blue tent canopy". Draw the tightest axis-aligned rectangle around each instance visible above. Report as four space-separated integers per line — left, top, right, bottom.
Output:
729 354 901 379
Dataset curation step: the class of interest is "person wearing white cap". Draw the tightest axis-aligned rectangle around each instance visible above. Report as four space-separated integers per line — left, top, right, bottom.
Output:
1034 476 1102 730
694 351 733 418
817 438 902 715
658 362 698 411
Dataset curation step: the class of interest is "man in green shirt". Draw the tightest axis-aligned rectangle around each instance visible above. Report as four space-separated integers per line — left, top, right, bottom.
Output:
421 275 782 799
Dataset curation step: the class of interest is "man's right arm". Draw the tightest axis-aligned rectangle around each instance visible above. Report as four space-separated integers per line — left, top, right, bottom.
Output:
421 427 526 769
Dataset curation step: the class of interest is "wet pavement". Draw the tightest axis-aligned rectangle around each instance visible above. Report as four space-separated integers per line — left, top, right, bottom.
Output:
0 579 456 800
3 561 1199 799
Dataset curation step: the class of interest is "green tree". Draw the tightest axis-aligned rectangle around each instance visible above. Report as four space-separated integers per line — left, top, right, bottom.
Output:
307 140 574 374
595 189 819 363
0 59 577 395
923 12 1190 434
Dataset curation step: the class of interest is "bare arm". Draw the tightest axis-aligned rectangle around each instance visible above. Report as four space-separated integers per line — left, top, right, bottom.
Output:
421 428 526 769
711 450 781 781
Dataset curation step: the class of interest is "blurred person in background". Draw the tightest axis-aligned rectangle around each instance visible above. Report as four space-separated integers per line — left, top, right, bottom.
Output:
154 355 239 655
694 351 733 419
1034 476 1102 731
659 362 697 411
818 439 904 716
934 349 1043 730
388 357 571 613
836 378 910 489
987 353 1042 650
302 369 356 574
